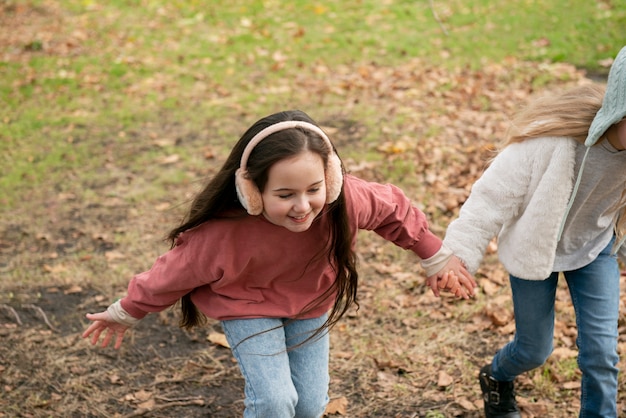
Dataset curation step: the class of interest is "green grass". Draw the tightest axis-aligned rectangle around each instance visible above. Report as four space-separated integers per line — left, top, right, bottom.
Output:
2 0 625 208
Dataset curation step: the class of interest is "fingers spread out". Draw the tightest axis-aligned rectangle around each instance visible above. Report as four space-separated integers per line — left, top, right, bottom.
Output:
101 328 114 348
91 325 106 346
109 328 124 350
82 320 111 348
82 315 129 350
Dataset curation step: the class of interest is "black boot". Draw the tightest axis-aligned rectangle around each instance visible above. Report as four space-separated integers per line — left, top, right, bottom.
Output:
479 364 521 418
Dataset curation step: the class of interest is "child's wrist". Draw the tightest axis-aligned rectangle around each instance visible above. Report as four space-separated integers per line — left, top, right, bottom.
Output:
421 244 453 277
107 300 141 327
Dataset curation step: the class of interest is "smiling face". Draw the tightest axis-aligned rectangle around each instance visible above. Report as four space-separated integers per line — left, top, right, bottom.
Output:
261 150 327 232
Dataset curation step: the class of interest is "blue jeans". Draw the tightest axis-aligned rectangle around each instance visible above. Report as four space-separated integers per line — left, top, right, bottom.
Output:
221 315 330 418
491 239 620 418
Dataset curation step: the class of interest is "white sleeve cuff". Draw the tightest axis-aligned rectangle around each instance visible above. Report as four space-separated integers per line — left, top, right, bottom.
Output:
107 300 141 327
420 243 453 277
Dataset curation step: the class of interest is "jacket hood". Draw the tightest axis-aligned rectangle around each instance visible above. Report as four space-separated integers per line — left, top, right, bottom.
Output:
559 46 626 243
585 45 626 147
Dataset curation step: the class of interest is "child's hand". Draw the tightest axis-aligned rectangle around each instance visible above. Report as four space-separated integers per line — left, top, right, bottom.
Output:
426 256 476 299
435 271 468 298
82 311 130 350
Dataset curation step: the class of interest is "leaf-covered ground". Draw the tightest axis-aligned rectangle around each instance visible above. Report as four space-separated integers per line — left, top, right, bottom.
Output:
2 3 626 418
3 245 626 417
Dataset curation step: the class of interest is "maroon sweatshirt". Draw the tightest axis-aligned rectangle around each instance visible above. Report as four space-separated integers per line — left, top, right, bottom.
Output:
120 174 442 321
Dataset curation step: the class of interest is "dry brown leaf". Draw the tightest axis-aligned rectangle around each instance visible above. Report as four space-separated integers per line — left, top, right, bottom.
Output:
134 389 152 401
498 322 516 335
373 357 403 370
551 346 578 360
104 251 125 261
333 351 353 360
108 374 122 384
153 139 175 147
159 154 180 165
485 304 513 327
437 370 453 387
456 396 478 411
465 315 493 332
63 285 83 294
42 263 67 273
377 140 409 154
443 195 459 211
207 332 230 348
137 398 155 409
517 398 549 417
479 278 500 296
324 396 348 416
155 202 170 211
563 381 581 390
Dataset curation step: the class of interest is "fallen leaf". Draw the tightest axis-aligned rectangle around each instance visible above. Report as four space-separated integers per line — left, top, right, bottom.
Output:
324 396 348 415
457 396 478 411
64 285 83 294
133 389 152 402
437 370 453 387
105 251 125 261
479 278 500 296
109 374 122 384
42 264 67 273
207 332 230 348
485 303 513 326
138 399 155 409
562 381 581 390
551 346 578 360
155 202 170 211
159 154 180 164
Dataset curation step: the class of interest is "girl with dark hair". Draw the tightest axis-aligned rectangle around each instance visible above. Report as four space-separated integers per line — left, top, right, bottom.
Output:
82 109 475 418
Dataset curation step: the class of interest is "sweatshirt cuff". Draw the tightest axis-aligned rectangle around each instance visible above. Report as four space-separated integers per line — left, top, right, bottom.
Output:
410 229 444 259
107 300 142 327
421 243 453 277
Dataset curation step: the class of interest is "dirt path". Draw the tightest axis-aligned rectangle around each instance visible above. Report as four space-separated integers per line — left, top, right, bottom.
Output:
1 286 246 417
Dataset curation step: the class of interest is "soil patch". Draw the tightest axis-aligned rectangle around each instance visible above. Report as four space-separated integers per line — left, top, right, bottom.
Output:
1 286 244 417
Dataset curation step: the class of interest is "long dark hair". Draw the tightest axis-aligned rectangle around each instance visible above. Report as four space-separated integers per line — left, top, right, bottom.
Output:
171 110 359 343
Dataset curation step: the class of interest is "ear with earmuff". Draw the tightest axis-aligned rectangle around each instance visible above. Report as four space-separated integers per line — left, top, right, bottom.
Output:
324 152 343 204
235 167 264 215
235 120 344 216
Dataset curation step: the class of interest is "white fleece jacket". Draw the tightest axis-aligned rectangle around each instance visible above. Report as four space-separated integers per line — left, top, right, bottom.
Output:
444 137 578 280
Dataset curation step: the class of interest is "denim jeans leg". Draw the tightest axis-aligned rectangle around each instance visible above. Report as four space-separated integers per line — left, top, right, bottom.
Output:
491 272 559 381
564 242 619 418
221 315 329 418
284 317 330 418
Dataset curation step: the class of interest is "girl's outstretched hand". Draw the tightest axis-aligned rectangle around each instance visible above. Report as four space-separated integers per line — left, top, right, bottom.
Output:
426 256 476 299
82 311 129 350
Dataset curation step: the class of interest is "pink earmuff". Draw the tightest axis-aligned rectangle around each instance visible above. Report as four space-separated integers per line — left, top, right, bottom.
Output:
235 121 343 215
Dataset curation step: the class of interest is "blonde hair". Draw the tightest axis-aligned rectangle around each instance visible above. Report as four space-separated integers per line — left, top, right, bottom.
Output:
502 83 626 249
504 83 605 146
